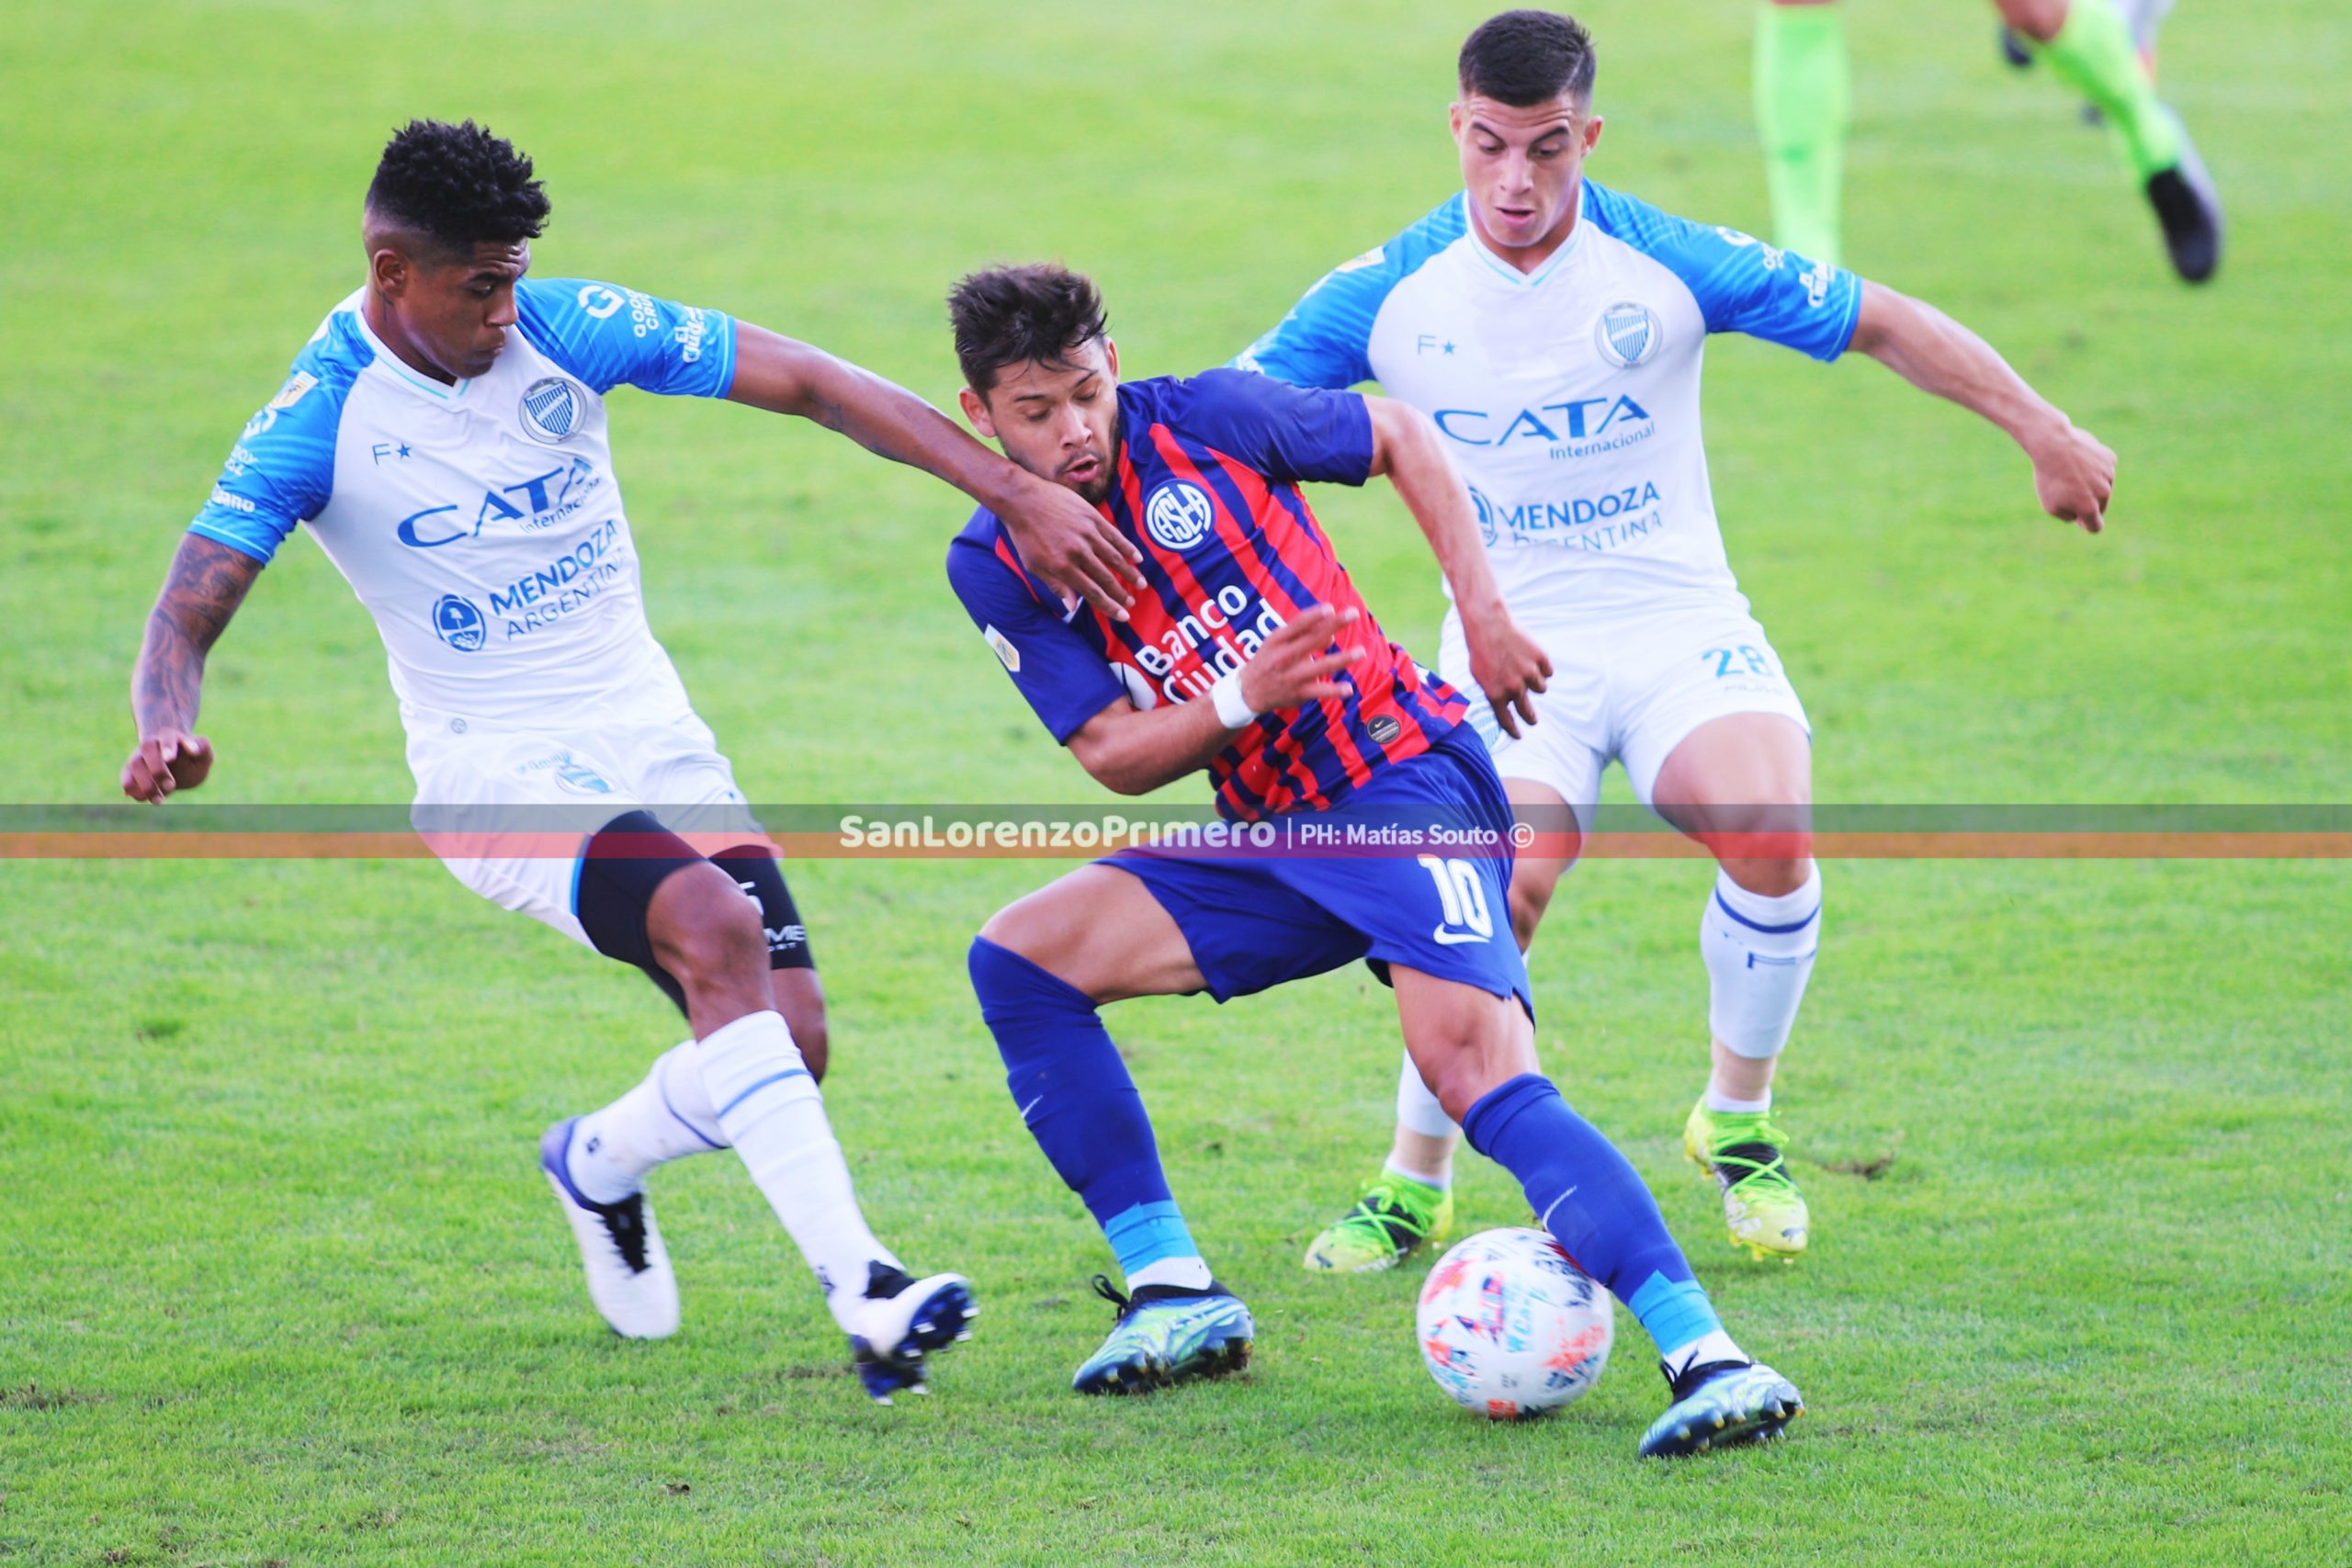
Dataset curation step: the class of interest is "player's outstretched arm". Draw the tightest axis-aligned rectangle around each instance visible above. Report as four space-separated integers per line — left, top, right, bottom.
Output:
122 534 260 802
1066 605 1365 796
1363 397 1551 736
1847 281 2115 534
724 324 1143 617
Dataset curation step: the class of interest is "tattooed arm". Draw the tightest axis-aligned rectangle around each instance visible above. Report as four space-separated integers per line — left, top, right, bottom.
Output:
721 322 1141 618
122 534 261 802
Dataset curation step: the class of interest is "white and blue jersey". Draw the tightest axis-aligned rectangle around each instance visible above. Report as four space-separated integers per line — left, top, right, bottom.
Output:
190 280 737 726
1237 182 1861 621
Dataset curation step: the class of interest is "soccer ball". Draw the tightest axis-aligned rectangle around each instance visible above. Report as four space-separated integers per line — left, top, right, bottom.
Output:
1416 1226 1613 1419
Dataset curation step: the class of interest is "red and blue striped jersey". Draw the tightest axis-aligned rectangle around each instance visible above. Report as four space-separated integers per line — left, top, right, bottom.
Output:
947 369 1468 820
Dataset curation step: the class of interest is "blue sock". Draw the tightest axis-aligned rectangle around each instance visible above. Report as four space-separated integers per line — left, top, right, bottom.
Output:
1461 1073 1723 1357
967 938 1202 1280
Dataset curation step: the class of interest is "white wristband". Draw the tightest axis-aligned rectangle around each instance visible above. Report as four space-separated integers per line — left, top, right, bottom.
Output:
1210 669 1260 730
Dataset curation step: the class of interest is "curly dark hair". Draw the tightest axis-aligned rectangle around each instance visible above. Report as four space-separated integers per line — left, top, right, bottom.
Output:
1459 10 1597 107
365 118 550 252
947 264 1110 395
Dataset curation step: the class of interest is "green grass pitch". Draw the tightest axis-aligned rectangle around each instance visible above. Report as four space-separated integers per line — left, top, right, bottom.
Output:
3 2 2347 1562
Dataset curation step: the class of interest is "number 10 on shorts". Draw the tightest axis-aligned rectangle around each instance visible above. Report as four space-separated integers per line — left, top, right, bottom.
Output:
1418 855 1495 945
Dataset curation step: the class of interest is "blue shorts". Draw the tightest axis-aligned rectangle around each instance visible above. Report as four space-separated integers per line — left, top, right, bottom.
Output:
1107 727 1532 1017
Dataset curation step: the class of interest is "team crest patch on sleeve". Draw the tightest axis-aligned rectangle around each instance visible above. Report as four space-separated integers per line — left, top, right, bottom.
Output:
983 624 1021 672
1594 301 1661 368
1335 245 1386 274
267 371 320 411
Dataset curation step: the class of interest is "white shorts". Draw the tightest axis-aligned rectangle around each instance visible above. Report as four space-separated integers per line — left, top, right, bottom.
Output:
1439 596 1810 829
402 679 762 950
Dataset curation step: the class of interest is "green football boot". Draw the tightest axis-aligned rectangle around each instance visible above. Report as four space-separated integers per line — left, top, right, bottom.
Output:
1070 1276 1254 1394
1683 1100 1810 1262
1302 1172 1453 1273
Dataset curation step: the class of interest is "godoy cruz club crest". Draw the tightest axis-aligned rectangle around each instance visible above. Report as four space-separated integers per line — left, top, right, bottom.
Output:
1594 300 1661 369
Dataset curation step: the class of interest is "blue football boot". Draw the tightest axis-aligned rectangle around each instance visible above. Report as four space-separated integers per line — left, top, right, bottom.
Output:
1637 1359 1804 1458
1071 1275 1254 1394
847 1262 978 1405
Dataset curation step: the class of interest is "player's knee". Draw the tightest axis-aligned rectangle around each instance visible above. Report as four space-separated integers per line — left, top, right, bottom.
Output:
1718 852 1814 900
648 866 770 998
1408 1021 1521 1124
1424 1055 1499 1126
1994 0 2066 43
1693 802 1811 895
977 895 1063 968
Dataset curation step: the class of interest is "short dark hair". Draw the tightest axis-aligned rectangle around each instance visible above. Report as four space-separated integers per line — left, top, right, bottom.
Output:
1458 10 1597 107
947 264 1110 395
365 118 550 254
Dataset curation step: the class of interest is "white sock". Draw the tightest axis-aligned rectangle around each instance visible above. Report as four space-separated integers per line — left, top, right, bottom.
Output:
1395 1050 1460 1139
568 1041 730 1204
1703 1089 1773 1115
1127 1256 1215 1292
1383 1157 1449 1191
1701 863 1822 1062
696 1010 901 1331
1661 1329 1748 1382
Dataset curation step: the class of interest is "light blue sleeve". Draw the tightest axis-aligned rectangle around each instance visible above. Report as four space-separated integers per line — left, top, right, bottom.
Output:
1233 196 1469 389
1232 258 1384 389
514 278 739 398
1581 182 1861 362
187 322 364 564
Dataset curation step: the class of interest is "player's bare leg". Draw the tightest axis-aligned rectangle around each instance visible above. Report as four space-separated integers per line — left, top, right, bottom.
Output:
1652 712 1818 1260
970 865 1255 1393
978 863 1211 1003
1387 965 1801 1455
1315 776 1579 1273
770 966 830 1082
1391 966 1539 1122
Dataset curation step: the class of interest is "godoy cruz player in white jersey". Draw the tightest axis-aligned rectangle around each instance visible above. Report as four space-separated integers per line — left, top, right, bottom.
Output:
1237 11 2116 1269
121 119 1145 1403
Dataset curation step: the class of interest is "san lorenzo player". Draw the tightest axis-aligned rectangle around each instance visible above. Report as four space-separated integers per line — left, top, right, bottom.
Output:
1238 11 2115 1270
121 119 1139 1402
944 262 1803 1456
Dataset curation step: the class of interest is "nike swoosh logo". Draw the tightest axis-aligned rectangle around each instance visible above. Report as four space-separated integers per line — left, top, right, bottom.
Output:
1538 1188 1578 1230
1430 928 1489 946
1017 1096 1043 1122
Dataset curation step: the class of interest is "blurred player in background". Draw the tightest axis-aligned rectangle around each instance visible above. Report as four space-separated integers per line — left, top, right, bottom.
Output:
119 118 1140 1403
945 262 1803 1456
1238 10 2113 1271
1757 0 2221 278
